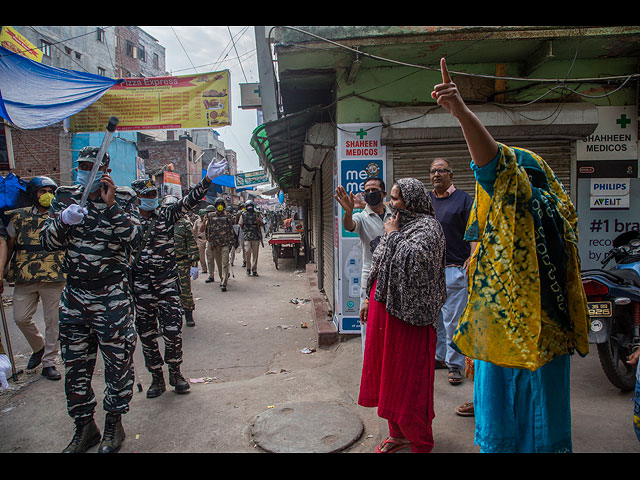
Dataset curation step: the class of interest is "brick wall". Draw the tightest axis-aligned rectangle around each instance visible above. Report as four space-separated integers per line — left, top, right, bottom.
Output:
4 123 72 186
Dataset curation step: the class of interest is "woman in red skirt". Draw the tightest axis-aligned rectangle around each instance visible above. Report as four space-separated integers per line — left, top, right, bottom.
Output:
358 178 447 453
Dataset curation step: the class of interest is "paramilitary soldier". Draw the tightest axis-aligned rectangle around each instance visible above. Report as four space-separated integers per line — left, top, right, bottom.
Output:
238 200 264 276
130 158 227 400
202 198 235 291
168 195 201 327
40 147 142 454
6 176 65 381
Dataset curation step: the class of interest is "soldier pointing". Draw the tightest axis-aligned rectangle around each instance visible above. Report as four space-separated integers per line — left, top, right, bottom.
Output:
40 146 143 453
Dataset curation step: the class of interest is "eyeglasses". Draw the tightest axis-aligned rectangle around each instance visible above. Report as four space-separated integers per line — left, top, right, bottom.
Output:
430 168 451 175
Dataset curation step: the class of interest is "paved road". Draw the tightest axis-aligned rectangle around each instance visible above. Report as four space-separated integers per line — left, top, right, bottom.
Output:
0 242 638 453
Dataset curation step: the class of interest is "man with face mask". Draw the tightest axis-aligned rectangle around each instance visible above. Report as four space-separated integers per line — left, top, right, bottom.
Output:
201 198 234 290
6 176 65 381
238 200 264 276
40 146 143 453
335 177 392 354
129 157 227 401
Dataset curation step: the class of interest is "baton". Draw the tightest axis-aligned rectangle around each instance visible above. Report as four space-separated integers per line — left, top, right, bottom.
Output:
79 116 119 208
0 295 22 382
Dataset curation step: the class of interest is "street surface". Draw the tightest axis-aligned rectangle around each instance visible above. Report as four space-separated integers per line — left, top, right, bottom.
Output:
0 242 639 453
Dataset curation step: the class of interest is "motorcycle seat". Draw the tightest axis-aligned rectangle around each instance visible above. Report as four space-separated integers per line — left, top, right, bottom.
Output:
582 268 640 288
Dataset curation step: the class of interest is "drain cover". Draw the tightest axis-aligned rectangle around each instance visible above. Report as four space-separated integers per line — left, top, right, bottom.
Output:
250 401 364 453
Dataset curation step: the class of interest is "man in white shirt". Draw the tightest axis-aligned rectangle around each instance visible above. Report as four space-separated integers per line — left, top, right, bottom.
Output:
335 177 392 354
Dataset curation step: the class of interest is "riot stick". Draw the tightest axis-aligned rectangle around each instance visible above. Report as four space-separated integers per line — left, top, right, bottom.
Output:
79 116 119 208
0 295 22 382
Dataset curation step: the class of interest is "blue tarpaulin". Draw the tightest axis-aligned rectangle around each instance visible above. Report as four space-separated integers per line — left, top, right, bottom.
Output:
0 46 121 129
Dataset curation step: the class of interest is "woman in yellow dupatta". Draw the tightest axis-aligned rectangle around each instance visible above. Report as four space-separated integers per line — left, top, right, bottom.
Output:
432 58 589 453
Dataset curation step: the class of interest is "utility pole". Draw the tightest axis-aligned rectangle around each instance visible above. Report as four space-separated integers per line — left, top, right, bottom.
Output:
254 26 279 123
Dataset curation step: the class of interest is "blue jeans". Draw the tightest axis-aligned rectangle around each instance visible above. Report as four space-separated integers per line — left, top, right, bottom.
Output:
435 266 468 371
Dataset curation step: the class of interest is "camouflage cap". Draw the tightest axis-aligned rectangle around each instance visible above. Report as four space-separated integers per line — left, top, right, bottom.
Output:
76 146 110 166
131 178 158 195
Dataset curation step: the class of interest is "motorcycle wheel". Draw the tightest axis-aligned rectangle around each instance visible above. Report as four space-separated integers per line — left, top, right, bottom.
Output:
596 310 636 391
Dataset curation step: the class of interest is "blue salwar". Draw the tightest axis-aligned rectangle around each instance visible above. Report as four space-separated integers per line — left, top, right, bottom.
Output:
474 354 572 453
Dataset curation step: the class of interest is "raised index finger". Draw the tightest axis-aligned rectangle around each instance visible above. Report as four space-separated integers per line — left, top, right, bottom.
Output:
440 57 451 83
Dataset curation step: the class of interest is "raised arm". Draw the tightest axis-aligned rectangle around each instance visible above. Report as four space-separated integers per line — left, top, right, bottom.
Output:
431 58 498 167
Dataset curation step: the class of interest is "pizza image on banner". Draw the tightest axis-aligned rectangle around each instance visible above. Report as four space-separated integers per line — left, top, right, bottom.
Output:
70 70 231 133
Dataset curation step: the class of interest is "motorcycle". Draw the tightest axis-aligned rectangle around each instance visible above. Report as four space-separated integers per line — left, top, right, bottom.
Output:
580 230 640 392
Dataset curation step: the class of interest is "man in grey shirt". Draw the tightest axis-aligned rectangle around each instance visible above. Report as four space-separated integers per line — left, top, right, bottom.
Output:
335 177 392 354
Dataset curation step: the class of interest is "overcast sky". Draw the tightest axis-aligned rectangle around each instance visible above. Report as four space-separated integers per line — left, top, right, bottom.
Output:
140 26 262 173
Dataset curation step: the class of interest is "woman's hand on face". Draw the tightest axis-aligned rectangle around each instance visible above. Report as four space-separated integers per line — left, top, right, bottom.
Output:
384 213 400 234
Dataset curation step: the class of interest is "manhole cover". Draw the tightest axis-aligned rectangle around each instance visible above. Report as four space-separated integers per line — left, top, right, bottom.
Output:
251 401 364 453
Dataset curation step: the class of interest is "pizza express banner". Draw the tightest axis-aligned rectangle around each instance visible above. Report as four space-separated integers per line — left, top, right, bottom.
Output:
70 70 231 132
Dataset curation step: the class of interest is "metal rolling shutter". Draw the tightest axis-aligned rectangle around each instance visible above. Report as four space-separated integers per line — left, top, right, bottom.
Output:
321 154 335 310
390 140 575 199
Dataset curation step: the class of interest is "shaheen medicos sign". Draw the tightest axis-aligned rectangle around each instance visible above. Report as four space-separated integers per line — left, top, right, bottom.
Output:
70 70 231 132
335 123 386 334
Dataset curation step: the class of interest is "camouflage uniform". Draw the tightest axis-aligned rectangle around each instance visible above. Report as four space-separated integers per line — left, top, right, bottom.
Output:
7 206 65 372
174 216 199 312
239 208 264 274
204 208 235 287
40 185 142 422
131 177 211 383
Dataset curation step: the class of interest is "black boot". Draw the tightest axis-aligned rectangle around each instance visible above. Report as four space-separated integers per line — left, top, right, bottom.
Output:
185 310 195 327
146 371 166 398
62 416 101 453
97 413 125 453
169 368 190 394
27 347 44 370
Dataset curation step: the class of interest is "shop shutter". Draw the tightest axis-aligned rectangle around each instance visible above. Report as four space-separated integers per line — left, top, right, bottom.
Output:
321 154 335 310
390 140 575 199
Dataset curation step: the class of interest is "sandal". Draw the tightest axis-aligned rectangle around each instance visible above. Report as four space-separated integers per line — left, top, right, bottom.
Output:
448 368 463 385
455 402 475 417
375 437 412 453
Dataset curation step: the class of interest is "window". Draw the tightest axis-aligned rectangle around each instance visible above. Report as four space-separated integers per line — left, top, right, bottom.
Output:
98 66 106 76
0 126 12 170
40 40 51 57
75 52 82 60
97 28 105 42
126 40 134 58
153 53 159 69
138 45 145 62
64 46 72 55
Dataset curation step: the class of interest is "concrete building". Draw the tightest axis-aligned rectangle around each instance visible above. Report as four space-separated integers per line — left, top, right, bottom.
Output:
250 26 640 341
1 26 167 192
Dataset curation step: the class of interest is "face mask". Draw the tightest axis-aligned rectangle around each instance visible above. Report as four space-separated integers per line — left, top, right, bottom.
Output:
140 197 159 211
38 192 54 208
364 190 383 206
76 169 104 192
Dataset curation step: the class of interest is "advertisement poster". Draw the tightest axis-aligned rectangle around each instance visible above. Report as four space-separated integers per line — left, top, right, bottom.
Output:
577 105 639 270
70 70 231 132
236 169 270 187
163 171 182 198
335 123 386 334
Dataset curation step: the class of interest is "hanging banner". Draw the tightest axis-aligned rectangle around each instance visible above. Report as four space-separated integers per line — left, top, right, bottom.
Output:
0 26 43 62
163 171 182 197
70 70 231 132
235 169 269 187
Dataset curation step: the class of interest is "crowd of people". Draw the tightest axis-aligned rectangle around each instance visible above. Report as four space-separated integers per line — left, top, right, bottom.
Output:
0 147 280 453
336 58 600 453
0 57 636 453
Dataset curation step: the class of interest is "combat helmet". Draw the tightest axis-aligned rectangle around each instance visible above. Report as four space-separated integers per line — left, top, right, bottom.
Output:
76 146 110 167
131 178 158 196
26 176 58 205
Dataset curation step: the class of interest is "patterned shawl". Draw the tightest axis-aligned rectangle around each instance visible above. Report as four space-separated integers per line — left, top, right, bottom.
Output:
452 143 590 371
366 178 447 327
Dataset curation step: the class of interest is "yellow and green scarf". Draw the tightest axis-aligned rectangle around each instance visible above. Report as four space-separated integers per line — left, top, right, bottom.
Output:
452 143 589 371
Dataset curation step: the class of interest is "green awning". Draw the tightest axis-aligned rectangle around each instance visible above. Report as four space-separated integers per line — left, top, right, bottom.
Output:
250 105 325 190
